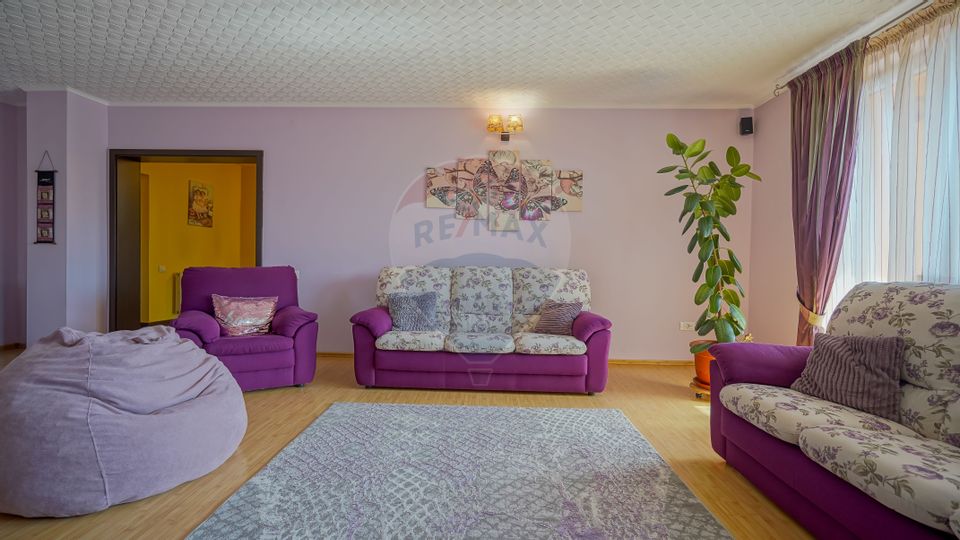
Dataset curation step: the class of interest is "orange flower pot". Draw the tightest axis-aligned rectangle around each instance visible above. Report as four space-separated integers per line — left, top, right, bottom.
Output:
690 339 717 390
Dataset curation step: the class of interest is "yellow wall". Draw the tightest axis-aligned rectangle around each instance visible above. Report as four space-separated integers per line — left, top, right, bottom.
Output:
140 162 257 323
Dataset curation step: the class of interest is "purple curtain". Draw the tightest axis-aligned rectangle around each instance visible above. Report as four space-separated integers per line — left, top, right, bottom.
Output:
789 40 867 346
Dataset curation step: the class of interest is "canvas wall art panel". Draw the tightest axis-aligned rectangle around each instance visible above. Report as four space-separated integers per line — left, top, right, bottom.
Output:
513 159 565 221
488 149 519 181
188 180 214 227
555 170 583 212
425 166 458 209
453 158 491 220
486 150 521 231
422 151 583 231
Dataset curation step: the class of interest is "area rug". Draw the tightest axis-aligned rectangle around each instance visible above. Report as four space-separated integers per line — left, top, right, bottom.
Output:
189 403 728 539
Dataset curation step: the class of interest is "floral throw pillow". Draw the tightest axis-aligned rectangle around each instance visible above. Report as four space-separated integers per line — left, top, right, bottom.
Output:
212 294 279 337
533 300 583 336
791 333 907 421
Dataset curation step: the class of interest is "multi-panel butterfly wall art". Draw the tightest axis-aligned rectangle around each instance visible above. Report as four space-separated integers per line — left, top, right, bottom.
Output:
425 150 582 231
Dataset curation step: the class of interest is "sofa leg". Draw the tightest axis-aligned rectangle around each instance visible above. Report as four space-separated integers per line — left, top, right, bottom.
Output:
295 384 304 388
587 392 595 396
365 385 373 389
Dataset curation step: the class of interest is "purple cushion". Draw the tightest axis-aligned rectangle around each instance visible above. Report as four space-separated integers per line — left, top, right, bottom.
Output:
0 327 246 517
205 334 294 356
272 305 318 337
791 334 906 421
375 350 588 376
180 266 299 313
171 310 221 343
534 300 583 335
218 350 296 374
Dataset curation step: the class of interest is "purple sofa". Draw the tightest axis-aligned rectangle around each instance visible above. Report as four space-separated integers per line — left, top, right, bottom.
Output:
709 345 945 539
172 266 318 391
709 282 960 538
351 266 611 394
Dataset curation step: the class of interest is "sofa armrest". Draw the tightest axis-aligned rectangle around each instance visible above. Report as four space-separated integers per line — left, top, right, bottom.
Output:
176 328 203 349
349 306 393 339
171 310 220 344
272 305 319 338
292 321 319 386
584 328 611 394
709 343 810 459
708 343 811 389
572 311 612 343
578 312 612 394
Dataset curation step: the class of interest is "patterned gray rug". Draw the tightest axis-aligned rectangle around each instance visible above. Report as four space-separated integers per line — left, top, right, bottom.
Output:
190 403 728 539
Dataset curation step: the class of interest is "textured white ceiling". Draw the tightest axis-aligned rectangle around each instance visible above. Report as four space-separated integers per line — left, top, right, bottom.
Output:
0 0 902 107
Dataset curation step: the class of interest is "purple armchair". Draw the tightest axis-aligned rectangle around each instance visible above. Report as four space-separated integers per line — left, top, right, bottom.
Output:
172 266 318 392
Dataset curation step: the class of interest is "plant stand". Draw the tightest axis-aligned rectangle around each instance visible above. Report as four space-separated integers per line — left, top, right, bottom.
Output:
690 378 711 400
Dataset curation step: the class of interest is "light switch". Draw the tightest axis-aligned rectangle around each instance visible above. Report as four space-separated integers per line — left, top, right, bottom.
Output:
158 265 166 273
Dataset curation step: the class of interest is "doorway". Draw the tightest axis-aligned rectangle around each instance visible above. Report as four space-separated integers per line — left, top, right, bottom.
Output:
110 150 263 331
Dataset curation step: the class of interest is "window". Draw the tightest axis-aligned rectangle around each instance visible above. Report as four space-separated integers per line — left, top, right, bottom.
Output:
829 9 960 317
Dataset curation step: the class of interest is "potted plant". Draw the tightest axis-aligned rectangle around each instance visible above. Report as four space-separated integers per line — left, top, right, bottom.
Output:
656 134 760 395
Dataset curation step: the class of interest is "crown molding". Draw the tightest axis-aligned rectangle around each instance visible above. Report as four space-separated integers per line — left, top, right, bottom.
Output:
16 85 110 106
773 0 927 87
0 89 26 107
107 100 755 110
11 81 761 110
1 85 758 110
751 0 928 107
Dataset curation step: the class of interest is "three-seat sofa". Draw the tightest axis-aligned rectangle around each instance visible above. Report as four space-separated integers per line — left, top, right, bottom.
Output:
710 282 960 538
350 266 612 394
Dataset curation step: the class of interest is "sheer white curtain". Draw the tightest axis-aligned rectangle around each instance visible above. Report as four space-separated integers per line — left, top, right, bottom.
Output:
829 7 960 317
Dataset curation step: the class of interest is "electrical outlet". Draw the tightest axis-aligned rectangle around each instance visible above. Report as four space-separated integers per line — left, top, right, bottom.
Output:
679 321 695 331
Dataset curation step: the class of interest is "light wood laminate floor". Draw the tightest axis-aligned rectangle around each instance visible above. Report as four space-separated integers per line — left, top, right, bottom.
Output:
0 350 810 539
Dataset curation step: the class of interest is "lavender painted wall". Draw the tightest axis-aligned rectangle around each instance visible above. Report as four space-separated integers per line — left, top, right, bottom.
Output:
19 90 109 344
65 92 108 332
0 104 12 344
25 92 68 344
747 92 797 345
109 105 754 360
0 103 26 345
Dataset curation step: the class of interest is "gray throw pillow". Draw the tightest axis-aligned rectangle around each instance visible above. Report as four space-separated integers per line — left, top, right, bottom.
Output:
791 333 907 421
387 292 438 332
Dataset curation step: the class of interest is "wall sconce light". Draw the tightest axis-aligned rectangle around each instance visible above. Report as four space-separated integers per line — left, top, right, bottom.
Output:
487 114 524 142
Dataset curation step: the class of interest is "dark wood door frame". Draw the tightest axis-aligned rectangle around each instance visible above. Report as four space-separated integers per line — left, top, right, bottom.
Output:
108 149 264 331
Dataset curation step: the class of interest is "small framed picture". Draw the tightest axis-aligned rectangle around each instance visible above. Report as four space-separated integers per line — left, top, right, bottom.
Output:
37 205 53 222
187 180 214 228
37 223 54 242
36 162 57 244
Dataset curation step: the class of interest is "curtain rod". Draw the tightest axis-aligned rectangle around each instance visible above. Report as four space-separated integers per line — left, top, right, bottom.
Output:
773 0 929 96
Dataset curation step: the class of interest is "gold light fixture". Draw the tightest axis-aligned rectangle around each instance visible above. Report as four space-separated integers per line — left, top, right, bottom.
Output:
487 113 523 142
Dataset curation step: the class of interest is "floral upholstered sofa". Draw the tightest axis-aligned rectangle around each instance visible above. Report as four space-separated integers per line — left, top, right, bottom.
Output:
710 282 960 538
349 266 612 394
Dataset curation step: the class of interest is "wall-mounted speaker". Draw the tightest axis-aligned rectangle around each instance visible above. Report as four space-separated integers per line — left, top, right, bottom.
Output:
740 117 754 136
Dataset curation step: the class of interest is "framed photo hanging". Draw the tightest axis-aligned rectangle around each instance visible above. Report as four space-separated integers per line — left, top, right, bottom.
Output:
35 151 56 244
